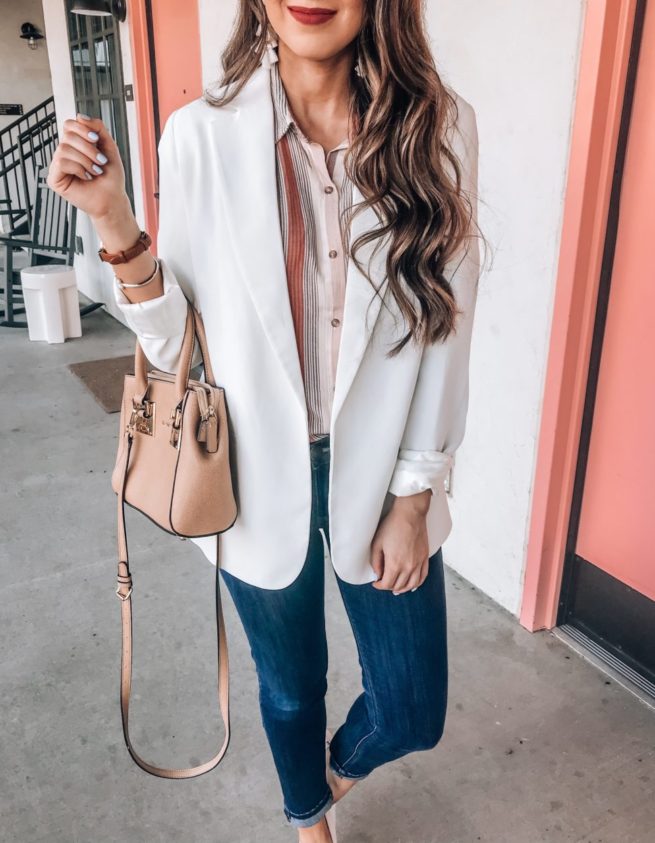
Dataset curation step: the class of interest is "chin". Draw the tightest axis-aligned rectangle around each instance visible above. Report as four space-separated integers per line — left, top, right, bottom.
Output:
281 38 350 64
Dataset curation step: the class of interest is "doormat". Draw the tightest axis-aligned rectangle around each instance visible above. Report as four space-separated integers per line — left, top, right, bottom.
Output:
68 354 134 414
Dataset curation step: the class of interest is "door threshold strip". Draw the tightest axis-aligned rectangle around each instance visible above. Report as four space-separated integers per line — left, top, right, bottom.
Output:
553 624 655 711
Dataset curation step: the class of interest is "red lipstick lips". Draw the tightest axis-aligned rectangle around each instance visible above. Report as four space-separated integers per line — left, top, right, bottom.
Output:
287 5 336 25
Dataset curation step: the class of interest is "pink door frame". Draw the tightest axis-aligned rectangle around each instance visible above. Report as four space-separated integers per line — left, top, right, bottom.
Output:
127 0 202 253
127 0 159 245
520 0 640 631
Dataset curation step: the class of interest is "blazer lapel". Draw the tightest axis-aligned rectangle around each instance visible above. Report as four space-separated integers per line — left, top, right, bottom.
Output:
209 63 306 412
209 61 390 428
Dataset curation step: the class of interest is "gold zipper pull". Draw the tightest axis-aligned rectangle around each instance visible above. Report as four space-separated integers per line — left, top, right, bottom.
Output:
205 405 218 453
194 386 218 452
195 386 209 444
197 419 207 444
195 385 209 417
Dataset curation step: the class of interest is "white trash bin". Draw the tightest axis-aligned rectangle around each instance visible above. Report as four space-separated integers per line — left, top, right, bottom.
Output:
20 264 82 344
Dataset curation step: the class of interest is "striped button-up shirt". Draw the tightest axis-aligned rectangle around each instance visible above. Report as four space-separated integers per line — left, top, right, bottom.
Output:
270 59 354 442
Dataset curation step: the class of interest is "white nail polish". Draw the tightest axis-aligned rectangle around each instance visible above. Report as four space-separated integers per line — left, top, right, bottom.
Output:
84 171 93 180
91 163 103 174
411 587 418 592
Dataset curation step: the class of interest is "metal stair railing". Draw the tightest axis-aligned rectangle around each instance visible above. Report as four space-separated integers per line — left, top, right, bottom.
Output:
0 166 103 328
0 96 58 237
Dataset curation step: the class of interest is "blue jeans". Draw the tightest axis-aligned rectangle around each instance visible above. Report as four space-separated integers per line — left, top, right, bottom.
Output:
220 435 448 828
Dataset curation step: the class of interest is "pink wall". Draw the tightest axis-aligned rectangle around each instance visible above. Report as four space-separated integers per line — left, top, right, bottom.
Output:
576 0 655 600
520 0 639 630
128 0 203 252
150 0 203 130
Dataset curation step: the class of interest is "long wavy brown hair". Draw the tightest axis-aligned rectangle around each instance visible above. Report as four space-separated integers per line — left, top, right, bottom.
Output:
204 0 478 355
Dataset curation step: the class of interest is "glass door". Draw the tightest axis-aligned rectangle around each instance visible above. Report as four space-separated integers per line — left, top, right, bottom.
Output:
65 6 133 205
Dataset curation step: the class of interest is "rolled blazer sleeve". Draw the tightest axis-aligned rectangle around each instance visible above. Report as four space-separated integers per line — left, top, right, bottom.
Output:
112 108 202 373
388 99 480 498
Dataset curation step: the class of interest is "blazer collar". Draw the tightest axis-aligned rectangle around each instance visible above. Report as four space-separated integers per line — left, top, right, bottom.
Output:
208 61 390 431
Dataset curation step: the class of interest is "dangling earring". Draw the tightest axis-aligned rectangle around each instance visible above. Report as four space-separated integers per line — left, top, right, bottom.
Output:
354 49 364 78
255 20 279 68
265 28 279 65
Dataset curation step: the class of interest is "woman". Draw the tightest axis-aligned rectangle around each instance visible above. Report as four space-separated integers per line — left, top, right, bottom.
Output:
48 2 479 840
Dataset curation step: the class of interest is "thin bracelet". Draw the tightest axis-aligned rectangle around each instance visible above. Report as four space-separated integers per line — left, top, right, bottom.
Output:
114 255 160 289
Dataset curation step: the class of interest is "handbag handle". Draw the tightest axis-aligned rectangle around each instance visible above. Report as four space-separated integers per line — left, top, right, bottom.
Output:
133 299 217 406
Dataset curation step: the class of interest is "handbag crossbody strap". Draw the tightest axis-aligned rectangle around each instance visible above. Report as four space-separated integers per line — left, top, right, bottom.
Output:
115 432 230 778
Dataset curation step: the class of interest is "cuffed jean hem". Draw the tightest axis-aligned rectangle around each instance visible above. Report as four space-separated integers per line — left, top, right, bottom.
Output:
328 755 372 781
284 787 334 828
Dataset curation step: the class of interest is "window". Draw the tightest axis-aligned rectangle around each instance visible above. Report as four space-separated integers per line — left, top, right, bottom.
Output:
65 7 134 205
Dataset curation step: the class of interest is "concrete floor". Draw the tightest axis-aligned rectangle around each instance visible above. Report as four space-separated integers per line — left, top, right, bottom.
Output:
1 307 654 843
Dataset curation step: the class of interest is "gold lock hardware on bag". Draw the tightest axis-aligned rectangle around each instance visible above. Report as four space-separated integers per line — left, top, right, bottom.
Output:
127 397 155 437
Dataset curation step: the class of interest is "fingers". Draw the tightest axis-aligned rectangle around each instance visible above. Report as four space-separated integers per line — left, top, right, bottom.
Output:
370 542 384 582
50 114 115 189
400 555 429 594
371 555 410 592
390 568 412 594
49 156 93 185
418 554 430 587
371 565 396 591
59 132 108 170
56 143 105 178
62 115 117 162
371 552 429 595
73 113 115 146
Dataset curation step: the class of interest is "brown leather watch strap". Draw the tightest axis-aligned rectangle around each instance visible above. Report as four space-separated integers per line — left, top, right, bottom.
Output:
98 230 152 265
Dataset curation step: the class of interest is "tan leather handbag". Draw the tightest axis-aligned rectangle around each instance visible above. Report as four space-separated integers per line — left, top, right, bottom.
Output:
111 298 237 779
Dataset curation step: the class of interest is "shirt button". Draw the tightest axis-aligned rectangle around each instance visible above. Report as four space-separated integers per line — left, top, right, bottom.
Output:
331 317 340 327
324 185 334 194
329 249 338 258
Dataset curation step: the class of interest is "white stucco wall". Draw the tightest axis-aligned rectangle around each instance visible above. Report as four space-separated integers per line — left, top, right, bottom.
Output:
198 0 238 91
423 1 586 613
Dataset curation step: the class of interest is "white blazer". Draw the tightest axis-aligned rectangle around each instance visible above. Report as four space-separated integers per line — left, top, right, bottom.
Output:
113 58 480 589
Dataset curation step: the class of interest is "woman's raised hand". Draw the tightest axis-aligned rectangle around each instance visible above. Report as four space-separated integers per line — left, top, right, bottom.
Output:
47 113 128 221
47 112 159 297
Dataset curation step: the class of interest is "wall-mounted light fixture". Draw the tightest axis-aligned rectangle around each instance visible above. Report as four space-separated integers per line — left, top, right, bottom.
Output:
20 22 45 50
70 0 127 23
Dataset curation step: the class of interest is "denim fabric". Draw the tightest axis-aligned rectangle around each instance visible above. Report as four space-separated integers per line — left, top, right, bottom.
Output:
219 435 448 828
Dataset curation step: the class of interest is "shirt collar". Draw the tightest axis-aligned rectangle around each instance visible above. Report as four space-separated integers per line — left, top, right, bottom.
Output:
270 60 349 152
270 59 295 144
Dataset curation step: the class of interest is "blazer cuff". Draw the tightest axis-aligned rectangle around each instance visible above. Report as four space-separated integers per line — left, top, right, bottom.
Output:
388 449 454 497
112 257 188 339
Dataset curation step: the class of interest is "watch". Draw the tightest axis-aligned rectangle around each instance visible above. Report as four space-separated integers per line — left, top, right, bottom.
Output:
98 230 152 265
